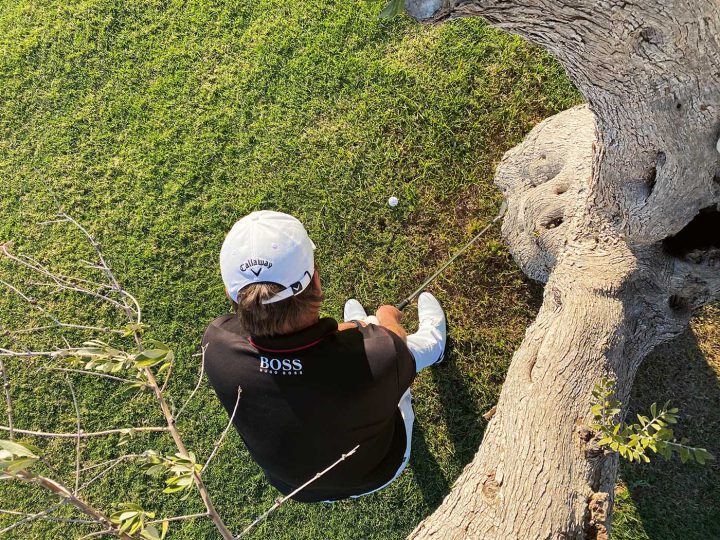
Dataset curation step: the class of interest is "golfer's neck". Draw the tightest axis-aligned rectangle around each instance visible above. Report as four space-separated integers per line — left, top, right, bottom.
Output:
283 307 321 335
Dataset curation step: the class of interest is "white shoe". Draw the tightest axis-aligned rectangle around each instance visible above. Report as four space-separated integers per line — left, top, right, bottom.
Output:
344 299 367 322
417 292 446 364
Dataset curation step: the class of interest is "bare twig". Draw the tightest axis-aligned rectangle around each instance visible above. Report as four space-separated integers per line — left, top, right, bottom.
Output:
39 366 143 386
60 213 141 323
159 354 175 394
0 358 13 438
11 324 123 336
0 425 168 438
26 280 130 312
175 345 207 420
78 454 142 474
202 385 241 473
0 508 95 525
0 347 83 358
146 512 210 525
66 375 82 495
78 455 138 493
0 503 65 535
1 246 130 314
237 445 360 538
77 529 116 540
0 279 120 335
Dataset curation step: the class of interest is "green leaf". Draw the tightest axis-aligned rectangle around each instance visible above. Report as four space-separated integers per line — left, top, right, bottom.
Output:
145 464 166 477
5 457 38 473
650 403 657 417
142 525 161 540
177 475 193 487
379 0 405 19
161 520 169 539
137 349 167 360
0 440 38 458
157 362 172 374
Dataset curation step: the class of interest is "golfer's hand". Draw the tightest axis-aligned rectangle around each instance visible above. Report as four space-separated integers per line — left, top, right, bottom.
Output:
375 305 407 342
376 305 401 324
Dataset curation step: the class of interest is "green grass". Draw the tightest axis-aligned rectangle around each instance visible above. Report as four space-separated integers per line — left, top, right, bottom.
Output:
0 1 716 539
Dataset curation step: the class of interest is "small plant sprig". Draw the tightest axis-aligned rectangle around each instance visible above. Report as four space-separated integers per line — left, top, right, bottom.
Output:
141 450 202 497
110 503 168 540
590 377 714 464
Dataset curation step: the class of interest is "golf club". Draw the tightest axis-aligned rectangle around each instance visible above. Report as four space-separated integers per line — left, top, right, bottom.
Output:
395 200 508 311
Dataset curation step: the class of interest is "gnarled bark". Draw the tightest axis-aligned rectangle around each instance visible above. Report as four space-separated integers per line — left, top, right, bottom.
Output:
404 1 720 538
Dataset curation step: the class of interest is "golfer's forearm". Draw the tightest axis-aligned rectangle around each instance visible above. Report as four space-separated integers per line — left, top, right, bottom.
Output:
381 322 407 342
375 305 407 342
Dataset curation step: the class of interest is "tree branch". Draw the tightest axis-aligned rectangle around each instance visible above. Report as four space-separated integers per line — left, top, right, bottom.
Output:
202 385 241 473
0 425 168 438
66 375 82 495
237 445 360 538
0 503 65 535
39 366 144 386
0 508 95 525
0 358 13 439
7 470 131 539
175 346 207 420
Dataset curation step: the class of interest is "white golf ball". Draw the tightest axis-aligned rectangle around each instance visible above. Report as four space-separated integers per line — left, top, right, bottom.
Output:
388 196 399 207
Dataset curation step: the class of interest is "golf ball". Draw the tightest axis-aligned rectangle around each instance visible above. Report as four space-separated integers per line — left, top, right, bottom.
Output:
388 196 399 207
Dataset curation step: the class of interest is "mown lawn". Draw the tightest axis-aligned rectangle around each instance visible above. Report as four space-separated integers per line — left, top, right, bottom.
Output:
0 1 717 539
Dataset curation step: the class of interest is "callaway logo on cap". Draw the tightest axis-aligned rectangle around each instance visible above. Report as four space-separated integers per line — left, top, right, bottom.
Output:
220 211 316 304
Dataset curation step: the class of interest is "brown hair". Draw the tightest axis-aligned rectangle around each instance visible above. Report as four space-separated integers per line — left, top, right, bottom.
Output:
233 281 323 337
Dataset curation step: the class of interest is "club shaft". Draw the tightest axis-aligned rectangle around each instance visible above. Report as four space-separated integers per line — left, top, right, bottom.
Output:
395 214 503 310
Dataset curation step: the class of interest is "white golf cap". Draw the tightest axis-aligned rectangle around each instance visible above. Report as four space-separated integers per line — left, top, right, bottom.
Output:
220 211 316 304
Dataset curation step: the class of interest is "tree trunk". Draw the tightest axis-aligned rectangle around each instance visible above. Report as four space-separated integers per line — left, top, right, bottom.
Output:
403 1 720 538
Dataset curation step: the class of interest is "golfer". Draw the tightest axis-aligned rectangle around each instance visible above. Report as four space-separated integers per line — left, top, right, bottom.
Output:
202 210 446 502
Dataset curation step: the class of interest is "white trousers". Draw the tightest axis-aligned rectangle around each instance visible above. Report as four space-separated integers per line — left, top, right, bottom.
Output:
345 322 445 499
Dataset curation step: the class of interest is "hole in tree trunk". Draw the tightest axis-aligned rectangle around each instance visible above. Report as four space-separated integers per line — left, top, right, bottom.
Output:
643 153 663 198
542 214 564 230
668 295 689 311
662 206 720 261
644 166 657 195
714 171 720 185
546 217 563 229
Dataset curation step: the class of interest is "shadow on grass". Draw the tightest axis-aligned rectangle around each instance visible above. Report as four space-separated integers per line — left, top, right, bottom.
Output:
620 325 720 540
408 335 490 510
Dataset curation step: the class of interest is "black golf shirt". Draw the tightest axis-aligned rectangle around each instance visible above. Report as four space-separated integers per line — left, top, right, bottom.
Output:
202 314 416 502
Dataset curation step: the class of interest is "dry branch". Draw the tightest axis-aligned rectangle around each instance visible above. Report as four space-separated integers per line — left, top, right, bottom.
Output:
0 425 168 438
237 445 360 539
202 385 242 473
